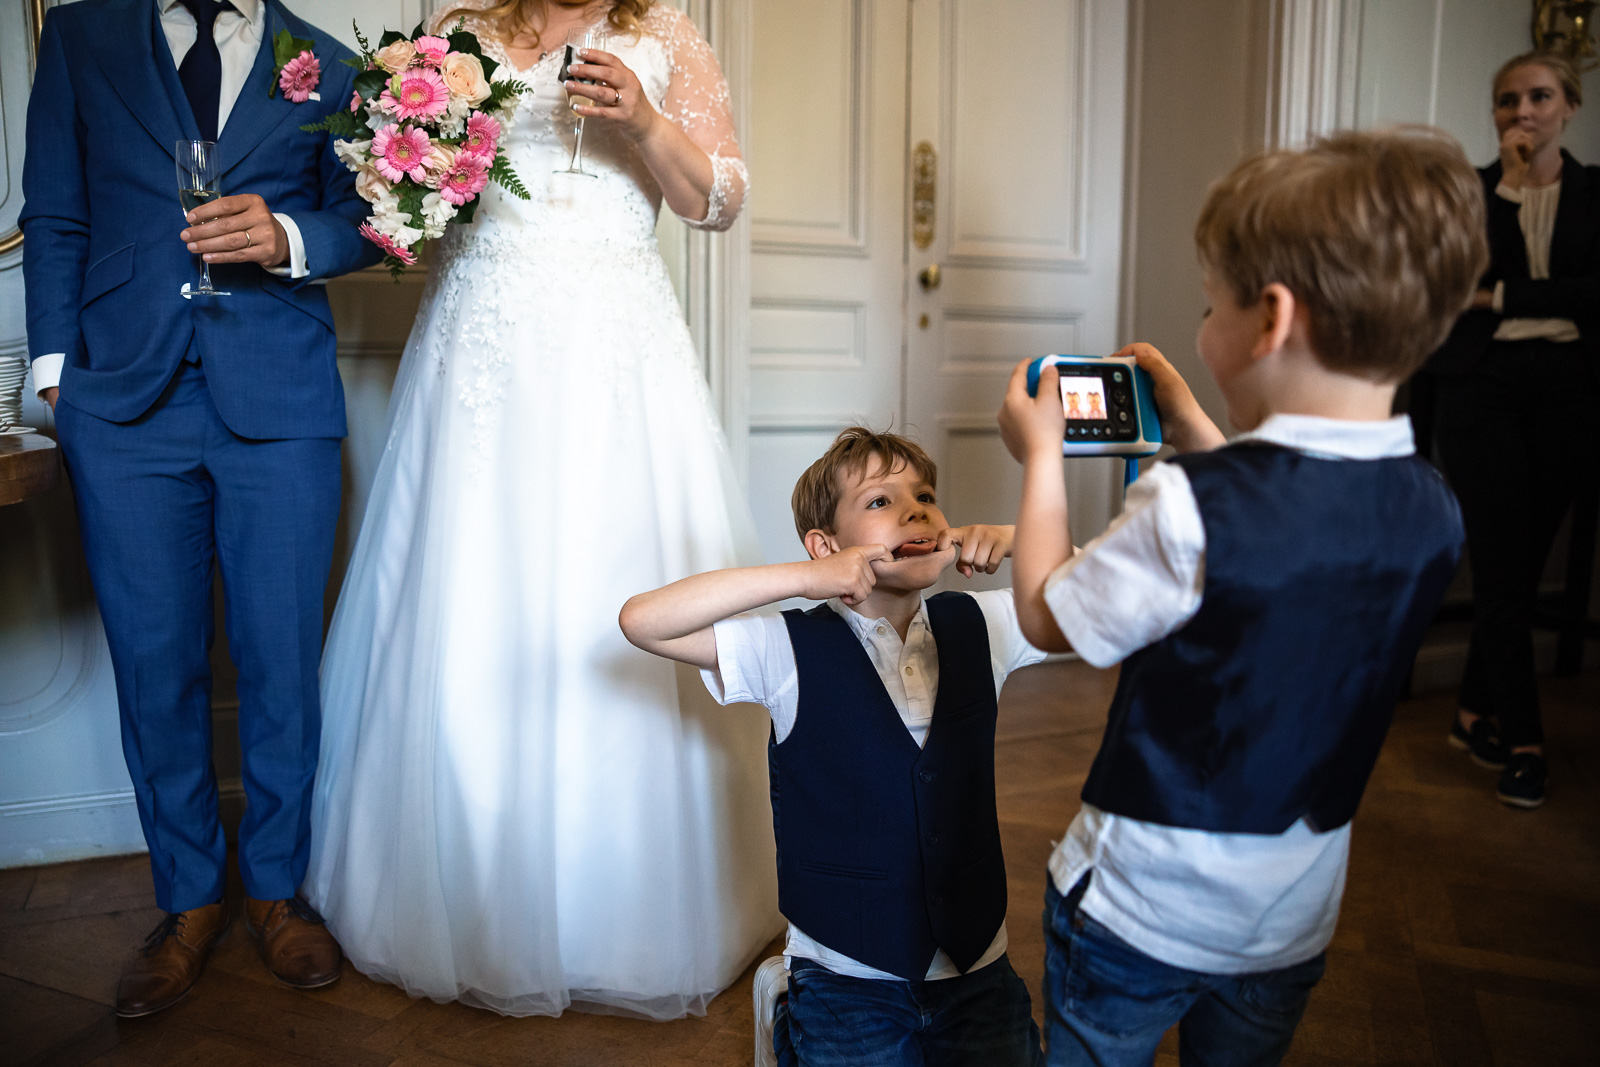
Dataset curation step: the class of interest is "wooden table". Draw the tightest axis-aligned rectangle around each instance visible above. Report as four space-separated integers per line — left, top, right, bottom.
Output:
0 433 61 506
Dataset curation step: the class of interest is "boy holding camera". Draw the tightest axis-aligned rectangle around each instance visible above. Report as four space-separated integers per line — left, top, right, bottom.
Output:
999 127 1487 1064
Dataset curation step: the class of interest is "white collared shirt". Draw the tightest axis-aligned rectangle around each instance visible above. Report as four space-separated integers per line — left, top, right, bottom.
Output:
33 0 310 396
1041 413 1417 974
703 589 1048 981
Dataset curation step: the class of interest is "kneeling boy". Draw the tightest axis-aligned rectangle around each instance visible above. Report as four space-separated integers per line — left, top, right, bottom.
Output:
999 128 1488 1064
621 428 1045 1067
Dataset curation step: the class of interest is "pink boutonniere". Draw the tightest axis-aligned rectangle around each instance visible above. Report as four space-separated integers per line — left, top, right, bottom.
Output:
269 30 320 102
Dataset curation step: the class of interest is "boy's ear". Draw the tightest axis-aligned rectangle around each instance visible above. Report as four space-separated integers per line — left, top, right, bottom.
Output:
1253 282 1299 361
803 529 837 561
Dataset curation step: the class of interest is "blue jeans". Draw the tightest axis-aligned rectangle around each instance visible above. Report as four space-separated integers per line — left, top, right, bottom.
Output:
775 953 1043 1067
1042 876 1325 1066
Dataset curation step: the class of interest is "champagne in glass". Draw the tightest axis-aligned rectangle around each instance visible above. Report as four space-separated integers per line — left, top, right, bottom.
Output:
176 140 230 297
555 27 608 178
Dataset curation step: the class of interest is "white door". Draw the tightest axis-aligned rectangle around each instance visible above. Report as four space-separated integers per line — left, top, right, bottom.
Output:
746 0 1128 574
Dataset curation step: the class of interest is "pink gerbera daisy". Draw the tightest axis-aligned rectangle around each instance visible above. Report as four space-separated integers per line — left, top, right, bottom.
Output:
278 50 321 103
461 113 501 159
380 68 450 121
359 222 419 265
435 152 490 206
371 124 433 183
413 36 451 67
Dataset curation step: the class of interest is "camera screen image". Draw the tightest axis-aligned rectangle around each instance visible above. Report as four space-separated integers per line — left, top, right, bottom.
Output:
1057 375 1108 422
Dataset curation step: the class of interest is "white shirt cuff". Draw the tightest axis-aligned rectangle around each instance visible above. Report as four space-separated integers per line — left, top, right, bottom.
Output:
264 213 308 279
1492 280 1505 314
1495 181 1524 204
32 353 65 395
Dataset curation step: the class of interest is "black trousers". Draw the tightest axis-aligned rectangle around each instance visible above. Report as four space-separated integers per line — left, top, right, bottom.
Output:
1432 339 1600 747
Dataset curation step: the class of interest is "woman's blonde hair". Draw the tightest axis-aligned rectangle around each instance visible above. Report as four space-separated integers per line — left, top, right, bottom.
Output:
436 0 653 52
1492 51 1584 108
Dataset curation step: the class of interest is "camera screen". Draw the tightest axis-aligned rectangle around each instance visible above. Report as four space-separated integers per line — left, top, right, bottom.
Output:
1057 375 1108 422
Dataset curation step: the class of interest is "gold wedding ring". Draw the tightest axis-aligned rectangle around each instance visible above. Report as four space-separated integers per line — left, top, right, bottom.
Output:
244 229 254 248
614 87 622 106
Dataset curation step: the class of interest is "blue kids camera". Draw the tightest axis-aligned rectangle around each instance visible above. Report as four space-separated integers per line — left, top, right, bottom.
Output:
1026 354 1162 485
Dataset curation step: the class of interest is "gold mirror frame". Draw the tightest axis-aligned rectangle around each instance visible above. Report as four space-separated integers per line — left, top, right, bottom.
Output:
0 0 46 256
1532 0 1599 72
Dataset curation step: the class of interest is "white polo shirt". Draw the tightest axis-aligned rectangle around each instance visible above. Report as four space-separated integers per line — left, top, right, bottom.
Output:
1043 413 1417 974
702 589 1048 981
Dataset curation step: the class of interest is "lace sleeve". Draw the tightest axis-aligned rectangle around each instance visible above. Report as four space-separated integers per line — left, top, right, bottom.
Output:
654 7 747 231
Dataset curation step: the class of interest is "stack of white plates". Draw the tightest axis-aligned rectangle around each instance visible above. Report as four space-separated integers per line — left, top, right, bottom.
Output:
0 352 34 435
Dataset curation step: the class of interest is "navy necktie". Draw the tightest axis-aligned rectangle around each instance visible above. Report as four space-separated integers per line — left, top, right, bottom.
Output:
176 0 232 141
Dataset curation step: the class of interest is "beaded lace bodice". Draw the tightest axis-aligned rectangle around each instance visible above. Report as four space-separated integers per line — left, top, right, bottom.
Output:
429 2 746 256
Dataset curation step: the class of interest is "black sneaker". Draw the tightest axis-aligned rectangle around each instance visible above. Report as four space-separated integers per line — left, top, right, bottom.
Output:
1496 752 1546 809
1448 716 1508 769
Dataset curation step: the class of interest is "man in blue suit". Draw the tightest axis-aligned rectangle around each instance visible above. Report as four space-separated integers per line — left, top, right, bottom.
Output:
21 0 381 1017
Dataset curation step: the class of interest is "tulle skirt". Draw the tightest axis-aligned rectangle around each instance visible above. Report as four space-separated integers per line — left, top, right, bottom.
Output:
304 229 781 1019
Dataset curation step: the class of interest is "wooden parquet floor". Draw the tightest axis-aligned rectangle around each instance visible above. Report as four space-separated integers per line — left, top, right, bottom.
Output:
2 660 1596 1066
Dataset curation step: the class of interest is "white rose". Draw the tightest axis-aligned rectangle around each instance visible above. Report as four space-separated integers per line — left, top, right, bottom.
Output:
334 138 372 173
441 53 492 106
374 40 417 75
355 166 395 207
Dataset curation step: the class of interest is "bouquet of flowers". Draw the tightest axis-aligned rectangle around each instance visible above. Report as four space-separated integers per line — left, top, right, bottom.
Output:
303 21 531 276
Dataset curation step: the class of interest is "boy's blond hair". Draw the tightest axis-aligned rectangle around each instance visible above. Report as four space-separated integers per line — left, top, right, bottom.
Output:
791 428 937 540
1194 126 1489 382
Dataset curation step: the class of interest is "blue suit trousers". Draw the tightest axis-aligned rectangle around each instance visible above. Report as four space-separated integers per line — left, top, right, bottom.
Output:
56 361 340 912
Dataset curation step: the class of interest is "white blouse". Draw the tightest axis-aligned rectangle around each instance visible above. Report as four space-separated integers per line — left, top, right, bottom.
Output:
1492 179 1581 343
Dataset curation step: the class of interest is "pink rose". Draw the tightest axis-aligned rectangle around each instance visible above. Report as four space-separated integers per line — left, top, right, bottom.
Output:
441 53 491 106
278 50 321 104
373 39 417 74
413 36 450 68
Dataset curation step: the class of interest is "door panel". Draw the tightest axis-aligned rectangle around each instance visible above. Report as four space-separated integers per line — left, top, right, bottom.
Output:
747 0 909 562
904 0 1127 589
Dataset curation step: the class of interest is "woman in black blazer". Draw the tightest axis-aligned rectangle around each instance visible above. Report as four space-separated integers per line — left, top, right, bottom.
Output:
1426 52 1599 810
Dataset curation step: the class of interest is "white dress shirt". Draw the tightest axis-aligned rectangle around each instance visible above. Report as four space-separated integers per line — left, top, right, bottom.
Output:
703 589 1048 981
1043 414 1417 975
33 0 311 396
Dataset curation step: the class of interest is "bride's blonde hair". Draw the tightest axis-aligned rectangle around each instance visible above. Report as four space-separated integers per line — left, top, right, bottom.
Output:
437 0 653 52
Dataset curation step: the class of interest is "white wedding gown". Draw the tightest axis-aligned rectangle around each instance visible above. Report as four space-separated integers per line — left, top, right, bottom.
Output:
305 6 780 1019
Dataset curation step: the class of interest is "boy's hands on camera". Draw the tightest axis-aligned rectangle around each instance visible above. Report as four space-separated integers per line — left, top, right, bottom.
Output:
805 544 895 605
1115 343 1227 453
939 524 1014 578
999 359 1067 465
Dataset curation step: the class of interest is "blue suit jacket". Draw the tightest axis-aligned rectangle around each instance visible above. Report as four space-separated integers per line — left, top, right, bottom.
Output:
20 0 382 439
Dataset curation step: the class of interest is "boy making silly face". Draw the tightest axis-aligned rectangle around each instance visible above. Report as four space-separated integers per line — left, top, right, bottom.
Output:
620 428 1049 1067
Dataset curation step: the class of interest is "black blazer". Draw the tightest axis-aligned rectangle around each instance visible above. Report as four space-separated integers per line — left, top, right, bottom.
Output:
1426 150 1600 381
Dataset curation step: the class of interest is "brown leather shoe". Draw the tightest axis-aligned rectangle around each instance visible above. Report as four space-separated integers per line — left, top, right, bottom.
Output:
244 896 342 989
116 901 230 1018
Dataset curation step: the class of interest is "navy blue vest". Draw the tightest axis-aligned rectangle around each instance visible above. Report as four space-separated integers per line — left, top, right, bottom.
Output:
1081 443 1463 834
773 592 1006 980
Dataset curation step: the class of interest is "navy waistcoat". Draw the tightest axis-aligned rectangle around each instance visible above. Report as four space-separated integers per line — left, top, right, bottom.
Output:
1081 443 1464 834
773 592 1006 980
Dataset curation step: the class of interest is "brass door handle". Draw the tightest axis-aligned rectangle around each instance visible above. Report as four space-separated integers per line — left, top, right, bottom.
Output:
918 264 942 291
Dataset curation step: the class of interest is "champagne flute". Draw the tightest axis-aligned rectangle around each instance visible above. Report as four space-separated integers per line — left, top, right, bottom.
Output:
176 140 230 297
555 27 609 178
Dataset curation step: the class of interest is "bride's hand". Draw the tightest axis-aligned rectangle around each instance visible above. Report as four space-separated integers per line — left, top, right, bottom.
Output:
567 49 657 143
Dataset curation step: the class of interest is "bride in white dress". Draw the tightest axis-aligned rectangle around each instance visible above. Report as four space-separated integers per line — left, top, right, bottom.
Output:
305 0 780 1019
